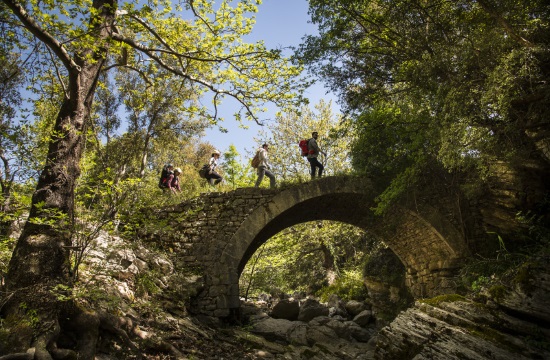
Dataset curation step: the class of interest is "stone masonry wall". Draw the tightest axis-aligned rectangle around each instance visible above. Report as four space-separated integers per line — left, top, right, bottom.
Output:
140 176 473 316
141 187 278 315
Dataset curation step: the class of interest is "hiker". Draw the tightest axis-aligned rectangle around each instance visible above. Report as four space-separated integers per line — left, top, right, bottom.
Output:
254 143 276 189
167 167 182 194
307 131 326 179
206 150 223 185
159 163 174 189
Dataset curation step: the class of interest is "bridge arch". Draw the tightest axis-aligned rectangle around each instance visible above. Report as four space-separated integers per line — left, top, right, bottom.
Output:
193 176 469 317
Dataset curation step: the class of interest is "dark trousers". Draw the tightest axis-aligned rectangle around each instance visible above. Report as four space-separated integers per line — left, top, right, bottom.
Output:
206 171 223 185
307 157 324 178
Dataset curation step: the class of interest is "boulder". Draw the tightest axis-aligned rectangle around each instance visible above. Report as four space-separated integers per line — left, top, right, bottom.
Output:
249 317 298 343
286 323 309 346
327 294 348 318
298 298 329 322
270 299 300 321
344 300 367 316
353 309 373 327
344 321 372 342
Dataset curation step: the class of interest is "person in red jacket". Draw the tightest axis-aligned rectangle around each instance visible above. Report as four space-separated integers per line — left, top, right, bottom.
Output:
307 132 326 179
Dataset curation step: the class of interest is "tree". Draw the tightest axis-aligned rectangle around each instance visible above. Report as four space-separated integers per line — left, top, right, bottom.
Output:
223 144 252 189
298 0 550 211
118 67 209 178
0 0 308 356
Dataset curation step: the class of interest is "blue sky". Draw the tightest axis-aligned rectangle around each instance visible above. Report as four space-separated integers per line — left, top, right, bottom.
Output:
204 0 338 157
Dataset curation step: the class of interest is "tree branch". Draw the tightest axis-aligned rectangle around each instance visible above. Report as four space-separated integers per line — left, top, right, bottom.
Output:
45 46 69 99
475 0 534 48
188 0 215 35
1 0 81 73
111 32 262 123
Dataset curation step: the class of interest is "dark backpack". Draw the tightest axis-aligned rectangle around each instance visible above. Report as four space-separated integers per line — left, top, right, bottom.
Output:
299 139 312 157
158 165 172 188
198 164 210 178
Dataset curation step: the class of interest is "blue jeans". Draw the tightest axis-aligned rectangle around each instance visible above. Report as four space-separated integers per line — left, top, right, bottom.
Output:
307 157 324 178
255 166 276 188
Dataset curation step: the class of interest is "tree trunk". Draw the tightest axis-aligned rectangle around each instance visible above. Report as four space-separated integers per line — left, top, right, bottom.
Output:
320 242 337 285
0 0 115 357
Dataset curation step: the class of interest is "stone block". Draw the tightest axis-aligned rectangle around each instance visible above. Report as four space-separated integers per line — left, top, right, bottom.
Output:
208 285 226 297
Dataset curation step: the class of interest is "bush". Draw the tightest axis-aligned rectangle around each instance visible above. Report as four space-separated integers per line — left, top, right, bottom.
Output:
317 269 368 302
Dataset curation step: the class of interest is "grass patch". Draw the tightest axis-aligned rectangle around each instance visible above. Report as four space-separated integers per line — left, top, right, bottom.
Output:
419 294 466 307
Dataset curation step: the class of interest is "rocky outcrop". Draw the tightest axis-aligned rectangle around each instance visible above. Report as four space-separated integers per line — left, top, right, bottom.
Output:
375 299 549 360
374 256 550 359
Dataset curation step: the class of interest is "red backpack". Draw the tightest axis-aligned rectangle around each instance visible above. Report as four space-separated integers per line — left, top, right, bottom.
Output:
299 139 312 156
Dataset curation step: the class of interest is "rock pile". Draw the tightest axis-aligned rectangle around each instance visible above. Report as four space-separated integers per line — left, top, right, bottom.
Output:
242 295 379 359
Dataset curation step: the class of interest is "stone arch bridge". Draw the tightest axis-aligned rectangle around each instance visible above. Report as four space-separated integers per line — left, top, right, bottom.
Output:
144 176 471 317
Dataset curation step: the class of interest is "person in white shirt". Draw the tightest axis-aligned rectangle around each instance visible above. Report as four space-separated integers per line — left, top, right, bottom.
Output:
254 144 276 189
206 150 223 185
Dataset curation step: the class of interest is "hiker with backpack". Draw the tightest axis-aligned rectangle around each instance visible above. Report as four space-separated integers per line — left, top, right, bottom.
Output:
166 167 182 194
205 150 223 186
254 143 276 189
307 131 326 179
158 163 174 189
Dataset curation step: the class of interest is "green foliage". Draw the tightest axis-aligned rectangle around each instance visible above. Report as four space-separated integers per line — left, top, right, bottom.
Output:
18 303 39 328
420 294 466 307
299 0 550 214
27 202 69 227
460 252 520 295
0 235 15 279
135 271 162 297
1 0 311 308
460 211 550 296
316 269 368 301
223 144 254 189
50 284 74 302
470 276 492 293
240 221 375 299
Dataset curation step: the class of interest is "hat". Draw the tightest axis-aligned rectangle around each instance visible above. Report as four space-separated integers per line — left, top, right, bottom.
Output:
212 150 221 156
174 168 182 173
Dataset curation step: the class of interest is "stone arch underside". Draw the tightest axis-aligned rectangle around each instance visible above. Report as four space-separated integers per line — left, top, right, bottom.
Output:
235 192 376 275
200 177 470 316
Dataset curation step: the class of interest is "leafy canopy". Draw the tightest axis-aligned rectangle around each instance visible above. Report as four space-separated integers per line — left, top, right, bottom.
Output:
298 0 550 212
